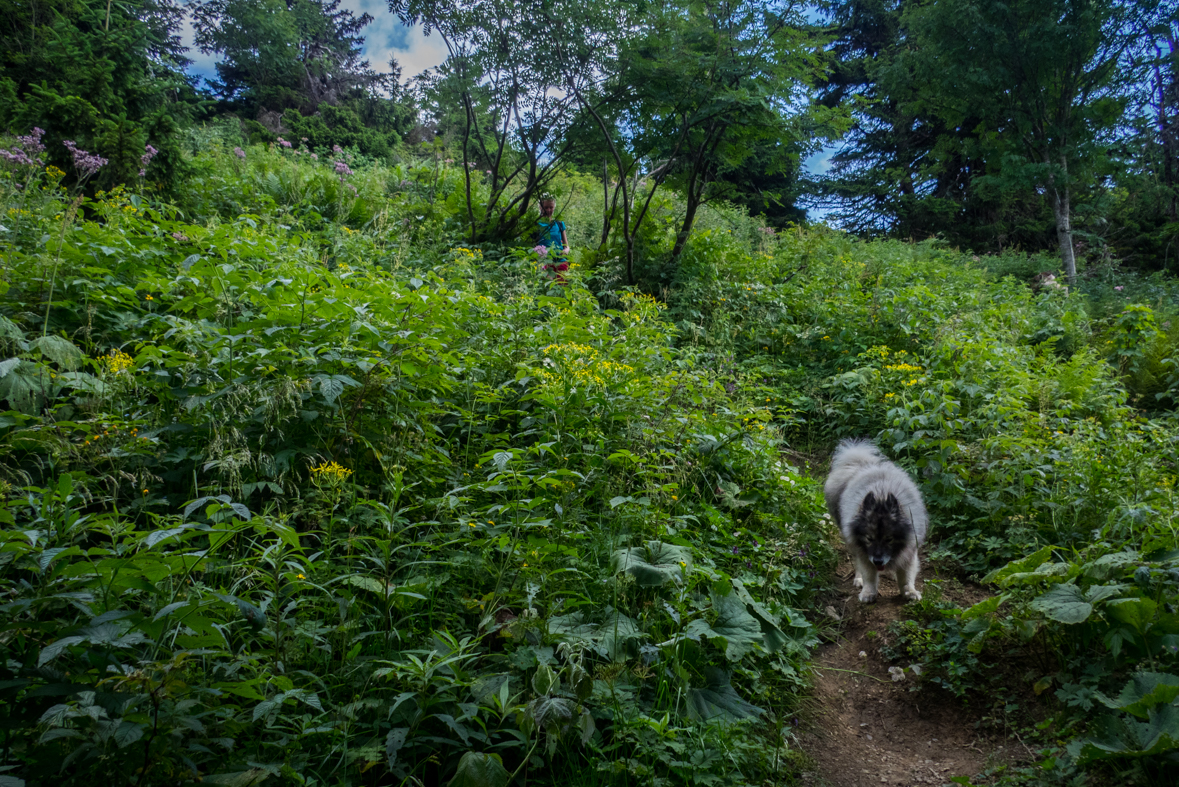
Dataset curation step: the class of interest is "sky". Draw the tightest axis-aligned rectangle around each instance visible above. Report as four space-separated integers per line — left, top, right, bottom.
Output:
180 1 837 218
180 1 449 87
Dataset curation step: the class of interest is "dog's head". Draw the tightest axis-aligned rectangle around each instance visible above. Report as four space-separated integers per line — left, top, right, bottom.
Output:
851 491 909 569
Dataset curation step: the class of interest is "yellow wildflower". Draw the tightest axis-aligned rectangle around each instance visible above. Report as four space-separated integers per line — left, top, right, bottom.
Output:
310 460 352 484
105 350 135 374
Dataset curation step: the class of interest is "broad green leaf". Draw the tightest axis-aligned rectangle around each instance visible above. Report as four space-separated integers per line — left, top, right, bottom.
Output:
1082 550 1141 581
982 545 1054 585
684 667 763 721
686 591 765 661
29 336 84 370
731 578 794 652
611 540 692 587
1104 598 1157 634
386 727 409 767
1068 704 1179 764
448 752 510 787
200 770 272 786
1086 584 1128 604
548 608 641 662
1029 584 1092 624
531 664 559 696
346 575 384 594
1094 672 1179 719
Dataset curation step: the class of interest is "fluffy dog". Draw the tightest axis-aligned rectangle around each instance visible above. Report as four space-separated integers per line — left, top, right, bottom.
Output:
823 439 927 602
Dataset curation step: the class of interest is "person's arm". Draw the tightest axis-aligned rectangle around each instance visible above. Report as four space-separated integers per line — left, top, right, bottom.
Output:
560 223 570 255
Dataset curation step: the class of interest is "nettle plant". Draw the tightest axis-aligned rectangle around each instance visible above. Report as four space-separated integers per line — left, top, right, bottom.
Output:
0 146 834 785
952 544 1179 768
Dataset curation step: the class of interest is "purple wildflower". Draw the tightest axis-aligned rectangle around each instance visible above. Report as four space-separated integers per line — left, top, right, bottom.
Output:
277 137 292 149
62 140 107 179
234 147 246 160
171 231 190 243
310 153 318 160
332 144 343 154
138 144 158 177
730 545 739 555
532 245 549 258
1115 285 1124 291
334 160 353 178
0 127 46 167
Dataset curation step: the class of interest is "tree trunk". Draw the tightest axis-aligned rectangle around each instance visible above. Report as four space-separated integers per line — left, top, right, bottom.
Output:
671 185 701 260
600 157 611 247
1050 168 1077 285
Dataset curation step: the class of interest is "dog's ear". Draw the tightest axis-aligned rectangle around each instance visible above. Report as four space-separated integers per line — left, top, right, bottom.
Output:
863 491 876 509
885 493 900 513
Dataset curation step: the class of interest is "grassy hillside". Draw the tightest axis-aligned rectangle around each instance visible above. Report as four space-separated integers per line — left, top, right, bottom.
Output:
1 135 1177 786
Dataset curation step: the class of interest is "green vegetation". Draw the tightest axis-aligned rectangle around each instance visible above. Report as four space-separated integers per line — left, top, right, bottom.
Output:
0 136 833 785
3 125 1178 784
1 0 1178 785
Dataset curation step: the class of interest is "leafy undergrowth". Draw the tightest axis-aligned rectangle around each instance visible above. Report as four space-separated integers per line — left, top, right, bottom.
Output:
666 227 1179 784
3 135 1179 786
0 144 833 786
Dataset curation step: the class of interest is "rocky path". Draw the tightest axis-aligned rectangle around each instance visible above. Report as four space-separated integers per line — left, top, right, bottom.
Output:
800 563 1015 786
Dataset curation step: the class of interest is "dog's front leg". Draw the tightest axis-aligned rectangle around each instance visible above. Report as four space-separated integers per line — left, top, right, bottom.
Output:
896 552 922 601
854 554 878 603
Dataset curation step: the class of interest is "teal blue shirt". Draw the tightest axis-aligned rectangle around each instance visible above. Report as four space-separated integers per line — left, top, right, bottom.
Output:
538 220 566 259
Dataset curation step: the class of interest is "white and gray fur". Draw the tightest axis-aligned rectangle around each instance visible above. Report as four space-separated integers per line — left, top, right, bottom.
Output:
824 439 928 602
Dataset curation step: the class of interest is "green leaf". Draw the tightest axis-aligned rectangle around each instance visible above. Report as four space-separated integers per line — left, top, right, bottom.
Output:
531 663 559 696
611 541 692 587
29 336 84 370
684 667 763 721
447 752 511 787
1068 704 1179 764
1029 584 1092 624
200 770 272 786
236 598 267 632
731 578 793 653
1082 550 1141 582
686 591 765 661
386 727 409 768
346 575 384 594
1094 672 1179 720
982 545 1054 585
1104 598 1158 634
549 608 641 662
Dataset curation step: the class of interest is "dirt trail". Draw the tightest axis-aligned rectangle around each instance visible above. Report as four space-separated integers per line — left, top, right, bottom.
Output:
800 563 1014 786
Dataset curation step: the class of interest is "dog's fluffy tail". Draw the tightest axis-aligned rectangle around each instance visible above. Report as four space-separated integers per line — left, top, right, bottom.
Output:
824 439 885 528
830 438 883 473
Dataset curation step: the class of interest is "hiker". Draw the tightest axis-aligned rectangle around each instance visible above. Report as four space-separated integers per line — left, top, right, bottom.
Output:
537 195 570 283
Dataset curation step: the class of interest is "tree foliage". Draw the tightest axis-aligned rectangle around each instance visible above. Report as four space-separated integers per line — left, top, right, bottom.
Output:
0 0 195 188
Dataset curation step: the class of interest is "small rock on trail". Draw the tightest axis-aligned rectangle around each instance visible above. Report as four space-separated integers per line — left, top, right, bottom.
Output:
800 563 1012 786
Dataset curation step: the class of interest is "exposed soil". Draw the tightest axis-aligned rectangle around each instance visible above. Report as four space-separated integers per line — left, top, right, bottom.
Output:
800 561 1015 787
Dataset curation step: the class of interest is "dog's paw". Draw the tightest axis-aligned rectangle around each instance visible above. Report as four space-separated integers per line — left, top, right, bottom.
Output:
853 576 864 590
902 587 923 602
858 589 878 603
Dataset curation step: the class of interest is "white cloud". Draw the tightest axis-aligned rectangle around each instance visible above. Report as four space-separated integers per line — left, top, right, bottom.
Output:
345 1 448 79
179 15 218 86
803 145 836 176
178 2 448 85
